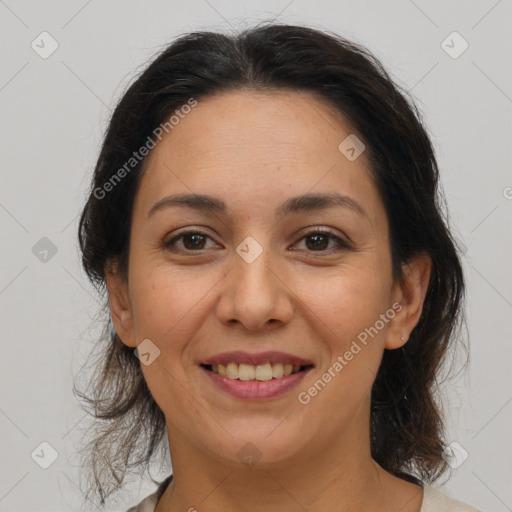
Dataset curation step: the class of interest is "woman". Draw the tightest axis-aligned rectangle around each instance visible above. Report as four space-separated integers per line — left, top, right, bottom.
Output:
75 23 480 511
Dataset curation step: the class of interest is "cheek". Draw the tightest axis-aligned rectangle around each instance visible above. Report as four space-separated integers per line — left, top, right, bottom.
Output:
129 264 222 350
294 267 391 419
296 262 392 342
130 266 223 420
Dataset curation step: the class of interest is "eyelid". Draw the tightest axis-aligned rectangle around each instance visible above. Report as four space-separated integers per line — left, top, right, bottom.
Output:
163 227 222 251
291 227 352 252
162 226 352 253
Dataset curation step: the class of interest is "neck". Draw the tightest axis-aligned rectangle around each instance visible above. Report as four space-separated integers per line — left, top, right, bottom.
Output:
155 401 423 512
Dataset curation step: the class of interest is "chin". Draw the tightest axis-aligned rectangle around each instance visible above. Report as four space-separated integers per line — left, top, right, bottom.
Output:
200 428 310 469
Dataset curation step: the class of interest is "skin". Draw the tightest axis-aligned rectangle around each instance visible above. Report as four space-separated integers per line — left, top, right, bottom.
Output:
106 89 431 512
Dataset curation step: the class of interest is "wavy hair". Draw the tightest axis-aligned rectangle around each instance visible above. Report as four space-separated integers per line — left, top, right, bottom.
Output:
75 22 466 506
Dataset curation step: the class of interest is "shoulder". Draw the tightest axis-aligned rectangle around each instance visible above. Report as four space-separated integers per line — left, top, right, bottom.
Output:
421 484 481 512
125 477 481 512
126 475 173 512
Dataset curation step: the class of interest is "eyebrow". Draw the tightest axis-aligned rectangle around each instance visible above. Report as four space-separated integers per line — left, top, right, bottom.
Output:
147 192 368 219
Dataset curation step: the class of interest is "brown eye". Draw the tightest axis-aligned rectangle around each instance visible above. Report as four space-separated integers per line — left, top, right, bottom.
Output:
293 229 352 253
305 233 330 250
182 233 207 250
163 231 219 252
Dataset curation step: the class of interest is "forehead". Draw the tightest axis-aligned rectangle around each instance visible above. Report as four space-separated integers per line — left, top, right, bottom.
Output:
135 89 383 224
146 88 362 167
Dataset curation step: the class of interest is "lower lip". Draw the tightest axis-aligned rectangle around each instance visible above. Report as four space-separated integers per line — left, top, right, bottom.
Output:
200 366 313 400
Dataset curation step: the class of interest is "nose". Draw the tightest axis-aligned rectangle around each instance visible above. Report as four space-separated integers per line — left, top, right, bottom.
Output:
215 248 294 332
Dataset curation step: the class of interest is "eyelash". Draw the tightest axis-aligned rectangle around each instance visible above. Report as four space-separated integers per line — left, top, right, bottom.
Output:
162 228 352 254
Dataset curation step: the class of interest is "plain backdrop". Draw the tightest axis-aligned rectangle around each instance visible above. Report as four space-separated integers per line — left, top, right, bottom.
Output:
1 1 511 511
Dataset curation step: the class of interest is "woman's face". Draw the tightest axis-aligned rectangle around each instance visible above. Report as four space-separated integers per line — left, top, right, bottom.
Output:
107 89 425 469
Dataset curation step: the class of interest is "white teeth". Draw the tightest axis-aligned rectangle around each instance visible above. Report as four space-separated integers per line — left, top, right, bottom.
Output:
226 362 238 379
255 363 273 381
208 362 305 380
272 363 284 378
238 363 255 381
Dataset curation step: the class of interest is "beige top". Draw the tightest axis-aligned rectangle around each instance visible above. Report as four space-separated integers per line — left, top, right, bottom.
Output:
126 475 481 512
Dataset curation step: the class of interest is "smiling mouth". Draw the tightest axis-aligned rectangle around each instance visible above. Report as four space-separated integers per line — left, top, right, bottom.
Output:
200 362 314 381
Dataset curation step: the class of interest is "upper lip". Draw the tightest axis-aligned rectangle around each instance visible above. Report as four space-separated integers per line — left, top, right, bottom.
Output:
200 351 314 367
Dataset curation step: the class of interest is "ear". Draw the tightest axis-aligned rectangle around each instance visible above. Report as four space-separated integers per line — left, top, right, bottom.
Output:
104 259 137 348
385 252 432 350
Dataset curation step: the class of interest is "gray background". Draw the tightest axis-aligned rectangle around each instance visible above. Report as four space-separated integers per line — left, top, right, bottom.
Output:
1 1 511 511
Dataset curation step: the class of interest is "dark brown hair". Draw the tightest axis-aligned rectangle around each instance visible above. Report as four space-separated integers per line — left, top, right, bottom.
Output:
75 22 466 506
